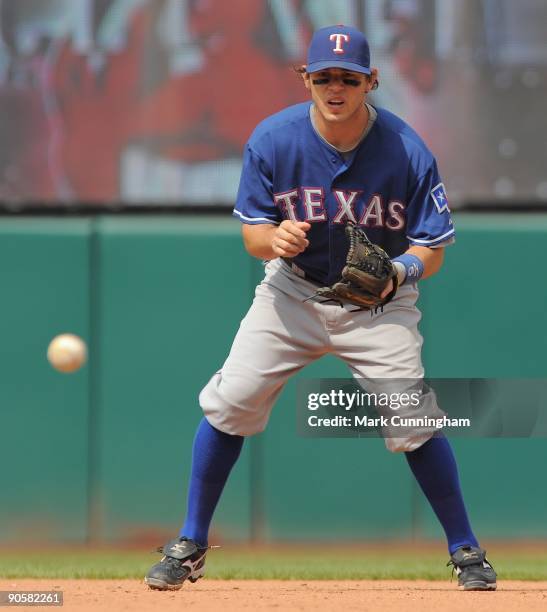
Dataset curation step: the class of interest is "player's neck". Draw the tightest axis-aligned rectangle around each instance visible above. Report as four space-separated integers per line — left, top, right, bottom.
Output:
311 104 369 151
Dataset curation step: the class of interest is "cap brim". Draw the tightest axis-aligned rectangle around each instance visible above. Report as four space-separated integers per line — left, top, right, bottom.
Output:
307 60 371 75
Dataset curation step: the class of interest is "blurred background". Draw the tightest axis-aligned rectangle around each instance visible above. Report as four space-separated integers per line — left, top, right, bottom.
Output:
1 0 547 548
1 0 547 208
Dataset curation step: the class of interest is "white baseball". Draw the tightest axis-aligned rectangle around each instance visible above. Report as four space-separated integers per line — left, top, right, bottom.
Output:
47 333 88 373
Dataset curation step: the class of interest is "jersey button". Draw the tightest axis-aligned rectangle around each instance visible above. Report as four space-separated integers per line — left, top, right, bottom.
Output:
331 157 337 163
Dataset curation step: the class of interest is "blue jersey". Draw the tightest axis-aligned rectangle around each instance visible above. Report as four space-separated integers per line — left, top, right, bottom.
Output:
233 102 454 286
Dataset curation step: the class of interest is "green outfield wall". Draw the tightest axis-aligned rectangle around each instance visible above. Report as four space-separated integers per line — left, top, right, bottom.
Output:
1 214 546 544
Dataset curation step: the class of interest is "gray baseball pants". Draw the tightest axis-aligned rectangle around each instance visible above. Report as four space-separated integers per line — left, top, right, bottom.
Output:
200 257 439 451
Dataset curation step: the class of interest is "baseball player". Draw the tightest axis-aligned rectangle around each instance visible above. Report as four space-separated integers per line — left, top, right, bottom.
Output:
146 25 496 592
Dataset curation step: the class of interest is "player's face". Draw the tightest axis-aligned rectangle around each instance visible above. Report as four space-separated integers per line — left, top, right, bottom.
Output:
304 68 373 125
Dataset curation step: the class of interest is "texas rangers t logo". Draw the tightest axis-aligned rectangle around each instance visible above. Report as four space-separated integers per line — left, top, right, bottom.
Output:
330 33 349 54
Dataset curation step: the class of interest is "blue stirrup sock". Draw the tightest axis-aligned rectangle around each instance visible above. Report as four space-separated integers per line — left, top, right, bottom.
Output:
180 418 244 547
405 434 479 554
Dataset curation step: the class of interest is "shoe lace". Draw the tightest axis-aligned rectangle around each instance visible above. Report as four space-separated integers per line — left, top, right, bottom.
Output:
152 537 221 555
446 555 486 580
164 556 183 569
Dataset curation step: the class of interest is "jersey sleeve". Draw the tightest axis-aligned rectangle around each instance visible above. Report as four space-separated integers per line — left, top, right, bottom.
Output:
233 145 281 225
405 160 455 247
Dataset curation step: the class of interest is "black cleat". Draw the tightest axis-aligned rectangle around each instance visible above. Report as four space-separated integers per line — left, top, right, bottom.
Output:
145 537 208 591
448 545 497 591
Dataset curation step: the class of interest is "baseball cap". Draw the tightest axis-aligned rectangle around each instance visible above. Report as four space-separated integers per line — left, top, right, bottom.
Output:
306 25 371 75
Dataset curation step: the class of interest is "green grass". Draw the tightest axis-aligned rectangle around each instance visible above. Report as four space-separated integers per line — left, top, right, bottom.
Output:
1 547 546 581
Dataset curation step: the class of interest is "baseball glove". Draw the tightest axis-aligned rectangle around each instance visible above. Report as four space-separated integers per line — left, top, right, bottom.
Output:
308 224 398 310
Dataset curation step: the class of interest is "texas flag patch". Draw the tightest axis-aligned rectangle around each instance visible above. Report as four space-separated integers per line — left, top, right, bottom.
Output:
430 183 450 213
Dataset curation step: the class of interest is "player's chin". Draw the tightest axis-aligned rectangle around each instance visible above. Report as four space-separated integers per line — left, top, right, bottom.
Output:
325 103 345 115
324 108 350 122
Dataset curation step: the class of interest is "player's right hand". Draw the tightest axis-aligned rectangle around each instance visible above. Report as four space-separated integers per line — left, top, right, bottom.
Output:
271 221 311 258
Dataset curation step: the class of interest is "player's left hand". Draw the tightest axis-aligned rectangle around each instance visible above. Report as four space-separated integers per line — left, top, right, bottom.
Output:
306 224 398 310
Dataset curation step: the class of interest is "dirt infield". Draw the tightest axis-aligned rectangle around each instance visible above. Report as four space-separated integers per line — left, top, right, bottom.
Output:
2 579 547 611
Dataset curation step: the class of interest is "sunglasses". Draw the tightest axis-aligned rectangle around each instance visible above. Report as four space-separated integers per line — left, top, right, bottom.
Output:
311 76 362 87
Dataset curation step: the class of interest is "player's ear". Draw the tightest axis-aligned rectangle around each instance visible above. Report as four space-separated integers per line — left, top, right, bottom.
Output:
302 69 311 91
293 64 310 88
366 68 380 92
